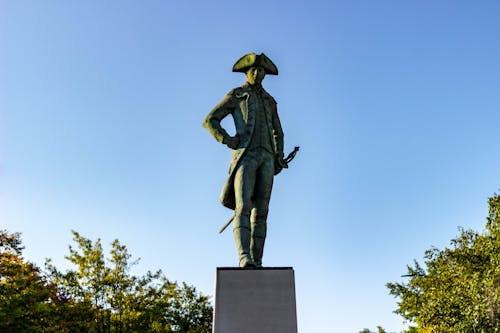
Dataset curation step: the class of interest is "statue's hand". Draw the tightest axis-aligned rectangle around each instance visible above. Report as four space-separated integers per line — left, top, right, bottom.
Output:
274 152 288 175
223 135 240 150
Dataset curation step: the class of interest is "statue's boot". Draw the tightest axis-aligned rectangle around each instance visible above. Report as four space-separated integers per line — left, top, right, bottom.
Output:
251 221 267 268
233 225 255 268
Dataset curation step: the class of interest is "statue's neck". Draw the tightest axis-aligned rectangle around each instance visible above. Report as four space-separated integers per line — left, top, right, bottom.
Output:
246 81 263 89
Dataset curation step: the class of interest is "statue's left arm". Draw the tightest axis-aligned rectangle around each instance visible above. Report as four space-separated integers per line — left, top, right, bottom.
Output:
203 90 239 149
271 101 286 174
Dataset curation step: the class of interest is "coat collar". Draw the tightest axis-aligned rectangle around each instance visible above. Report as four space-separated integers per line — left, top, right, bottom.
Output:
242 81 264 91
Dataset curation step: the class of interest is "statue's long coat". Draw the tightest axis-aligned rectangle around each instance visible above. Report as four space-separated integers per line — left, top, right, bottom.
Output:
203 82 284 210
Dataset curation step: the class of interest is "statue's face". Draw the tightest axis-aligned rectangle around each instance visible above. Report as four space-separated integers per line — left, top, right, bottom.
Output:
246 66 266 85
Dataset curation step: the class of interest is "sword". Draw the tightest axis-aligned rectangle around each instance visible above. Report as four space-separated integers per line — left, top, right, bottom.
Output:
218 146 300 234
219 215 236 234
284 146 300 165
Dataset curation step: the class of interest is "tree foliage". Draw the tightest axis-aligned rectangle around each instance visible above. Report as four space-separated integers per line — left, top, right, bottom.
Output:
0 230 50 332
0 230 212 333
0 230 88 332
359 326 389 333
387 194 500 332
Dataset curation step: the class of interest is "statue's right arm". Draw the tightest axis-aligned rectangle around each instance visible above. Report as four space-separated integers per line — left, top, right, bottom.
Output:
203 91 237 143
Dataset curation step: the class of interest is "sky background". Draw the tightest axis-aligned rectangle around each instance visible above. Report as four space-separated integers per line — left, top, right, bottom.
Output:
1 1 499 332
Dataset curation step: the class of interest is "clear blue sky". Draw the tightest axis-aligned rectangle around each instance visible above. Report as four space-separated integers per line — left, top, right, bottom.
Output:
2 1 499 331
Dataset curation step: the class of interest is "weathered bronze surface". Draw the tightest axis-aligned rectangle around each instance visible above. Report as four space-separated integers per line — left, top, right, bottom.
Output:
203 52 286 268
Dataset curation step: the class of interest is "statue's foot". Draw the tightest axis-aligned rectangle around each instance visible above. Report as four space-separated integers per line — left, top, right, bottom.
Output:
239 256 255 268
252 258 262 268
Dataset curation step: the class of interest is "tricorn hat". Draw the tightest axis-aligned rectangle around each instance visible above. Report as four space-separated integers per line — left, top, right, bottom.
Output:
232 52 278 75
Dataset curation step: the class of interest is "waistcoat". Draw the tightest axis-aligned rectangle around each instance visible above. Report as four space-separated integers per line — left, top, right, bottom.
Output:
248 88 273 153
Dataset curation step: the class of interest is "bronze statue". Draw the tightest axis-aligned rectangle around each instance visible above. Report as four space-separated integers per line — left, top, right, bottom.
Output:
203 52 287 268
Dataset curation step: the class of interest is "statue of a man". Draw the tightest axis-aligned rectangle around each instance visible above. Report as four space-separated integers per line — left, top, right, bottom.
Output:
203 52 286 268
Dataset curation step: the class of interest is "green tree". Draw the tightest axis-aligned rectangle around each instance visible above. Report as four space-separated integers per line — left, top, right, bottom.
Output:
48 230 212 332
359 326 389 333
0 230 89 332
0 230 49 332
387 194 500 332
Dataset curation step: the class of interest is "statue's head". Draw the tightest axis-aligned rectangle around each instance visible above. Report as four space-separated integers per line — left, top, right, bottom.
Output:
232 52 278 84
246 66 266 85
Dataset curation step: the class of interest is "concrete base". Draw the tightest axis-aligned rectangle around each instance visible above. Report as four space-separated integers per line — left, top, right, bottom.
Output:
213 267 297 333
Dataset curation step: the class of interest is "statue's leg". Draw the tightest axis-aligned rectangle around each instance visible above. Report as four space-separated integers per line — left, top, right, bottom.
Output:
234 153 258 268
250 152 274 267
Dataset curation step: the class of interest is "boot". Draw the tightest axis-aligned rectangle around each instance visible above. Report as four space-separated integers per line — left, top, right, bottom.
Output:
251 221 267 267
233 226 255 268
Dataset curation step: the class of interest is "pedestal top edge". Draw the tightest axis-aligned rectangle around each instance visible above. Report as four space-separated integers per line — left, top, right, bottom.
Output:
216 267 294 271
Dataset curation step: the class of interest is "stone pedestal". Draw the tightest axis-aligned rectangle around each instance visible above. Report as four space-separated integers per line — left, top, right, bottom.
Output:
212 267 297 333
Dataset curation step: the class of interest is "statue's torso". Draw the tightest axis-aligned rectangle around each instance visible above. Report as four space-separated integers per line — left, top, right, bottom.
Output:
231 84 276 153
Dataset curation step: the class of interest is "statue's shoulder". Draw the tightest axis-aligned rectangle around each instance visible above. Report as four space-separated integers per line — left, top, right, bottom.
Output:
227 87 245 97
261 88 277 104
